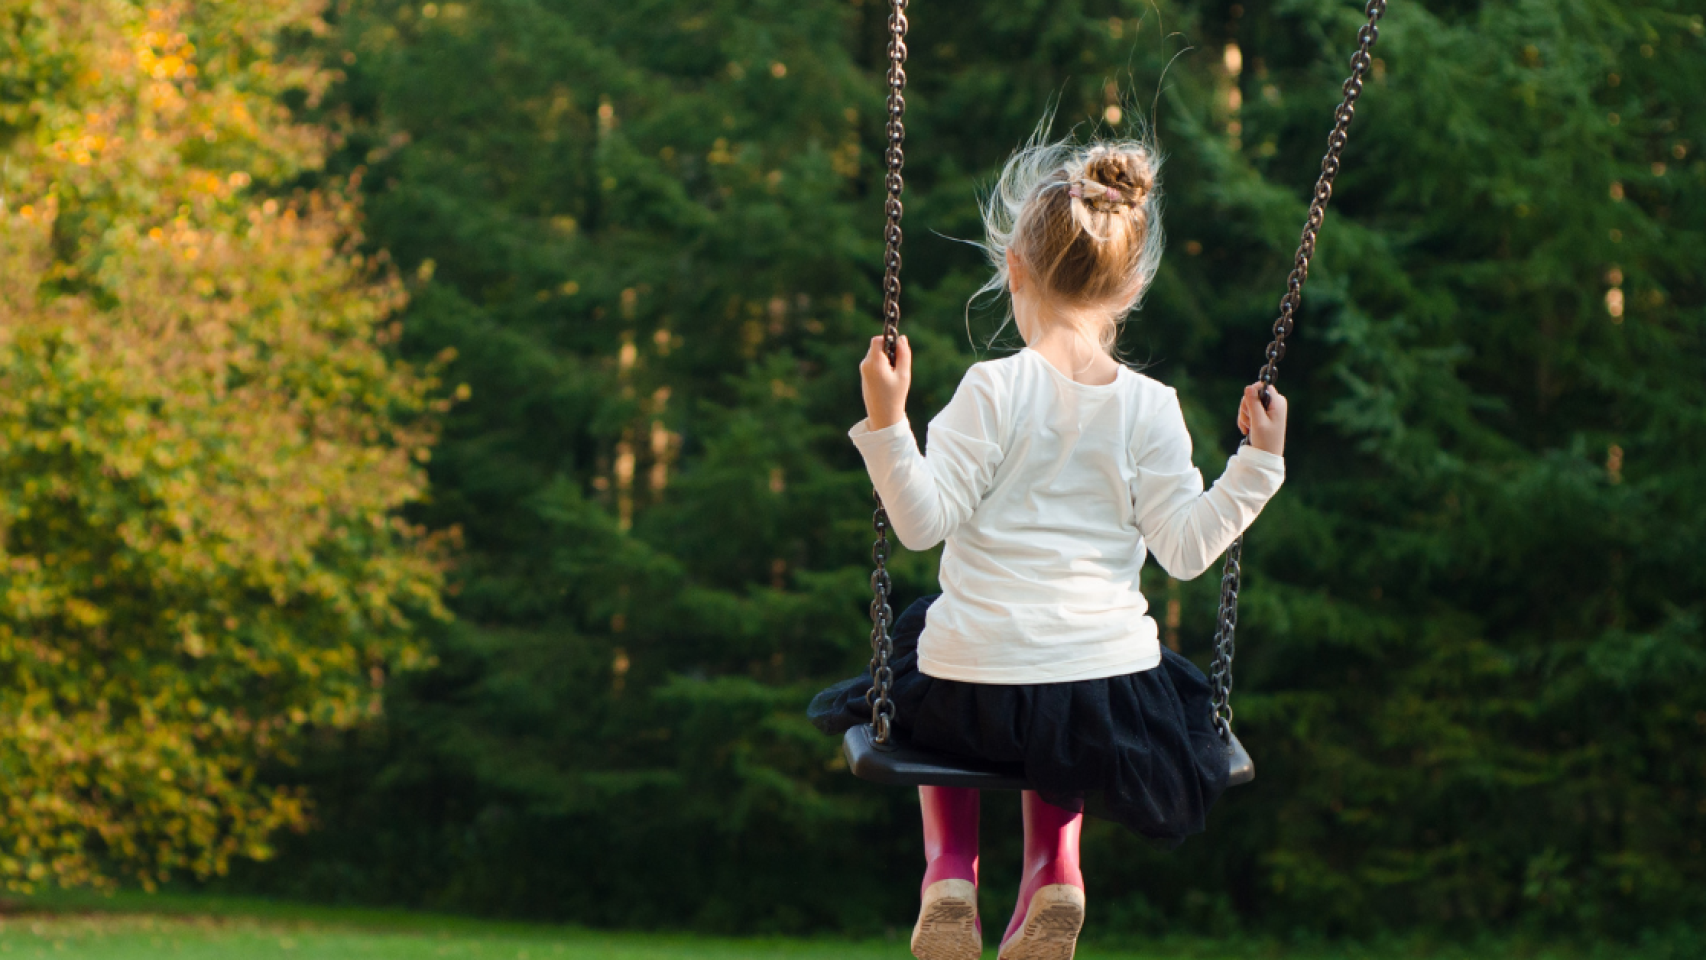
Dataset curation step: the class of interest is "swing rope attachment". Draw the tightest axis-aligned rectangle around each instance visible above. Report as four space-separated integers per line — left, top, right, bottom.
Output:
1209 0 1387 745
866 0 909 747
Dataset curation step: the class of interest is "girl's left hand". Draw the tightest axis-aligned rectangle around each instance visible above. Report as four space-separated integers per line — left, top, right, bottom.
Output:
1238 382 1287 456
860 334 911 430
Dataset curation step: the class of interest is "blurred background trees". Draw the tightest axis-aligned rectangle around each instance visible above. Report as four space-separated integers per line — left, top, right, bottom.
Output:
241 0 1702 937
0 0 445 889
0 0 1701 942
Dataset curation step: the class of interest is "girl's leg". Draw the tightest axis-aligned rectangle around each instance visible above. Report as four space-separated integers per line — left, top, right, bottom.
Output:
999 790 1085 959
1015 789 1083 895
919 785 980 892
911 786 982 960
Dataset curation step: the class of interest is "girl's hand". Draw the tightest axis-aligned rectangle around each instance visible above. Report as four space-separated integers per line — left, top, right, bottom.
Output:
860 334 911 430
1237 382 1287 456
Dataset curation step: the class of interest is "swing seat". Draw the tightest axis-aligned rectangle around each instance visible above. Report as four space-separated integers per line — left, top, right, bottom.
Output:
841 723 1255 790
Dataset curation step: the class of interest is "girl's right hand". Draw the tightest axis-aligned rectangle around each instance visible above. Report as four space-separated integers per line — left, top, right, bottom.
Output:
1238 382 1287 456
860 334 912 430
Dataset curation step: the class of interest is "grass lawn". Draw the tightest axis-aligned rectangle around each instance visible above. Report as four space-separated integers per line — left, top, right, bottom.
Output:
0 892 1684 960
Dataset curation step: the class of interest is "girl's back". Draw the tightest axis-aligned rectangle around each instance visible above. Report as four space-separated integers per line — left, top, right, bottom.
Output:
853 344 1282 684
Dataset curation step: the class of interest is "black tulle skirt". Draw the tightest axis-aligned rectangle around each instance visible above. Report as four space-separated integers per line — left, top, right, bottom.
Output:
809 595 1229 846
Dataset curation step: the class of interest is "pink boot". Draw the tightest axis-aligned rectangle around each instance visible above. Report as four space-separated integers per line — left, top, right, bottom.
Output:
911 786 982 960
999 791 1086 960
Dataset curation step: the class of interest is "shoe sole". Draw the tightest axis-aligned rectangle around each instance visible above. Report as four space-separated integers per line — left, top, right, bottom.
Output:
911 879 982 960
998 884 1085 960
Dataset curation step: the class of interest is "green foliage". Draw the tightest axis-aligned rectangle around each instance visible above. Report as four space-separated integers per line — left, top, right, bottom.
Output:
232 0 1704 940
0 0 445 889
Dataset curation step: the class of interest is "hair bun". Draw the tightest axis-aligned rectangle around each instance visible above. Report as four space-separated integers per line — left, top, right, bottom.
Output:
1080 148 1156 209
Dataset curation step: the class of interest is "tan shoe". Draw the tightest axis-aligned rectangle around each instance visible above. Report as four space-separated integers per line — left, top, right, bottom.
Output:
910 878 982 960
996 884 1085 960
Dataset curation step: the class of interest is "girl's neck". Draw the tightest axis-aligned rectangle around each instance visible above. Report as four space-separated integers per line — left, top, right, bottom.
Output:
1016 298 1120 386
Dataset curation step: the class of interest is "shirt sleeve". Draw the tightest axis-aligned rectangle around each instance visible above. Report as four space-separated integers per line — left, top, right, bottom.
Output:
1131 388 1285 581
848 364 1006 552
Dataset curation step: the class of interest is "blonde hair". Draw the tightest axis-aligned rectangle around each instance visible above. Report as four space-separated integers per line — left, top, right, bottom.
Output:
975 131 1164 354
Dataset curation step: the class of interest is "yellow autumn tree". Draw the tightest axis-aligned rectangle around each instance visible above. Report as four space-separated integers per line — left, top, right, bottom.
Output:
0 0 446 888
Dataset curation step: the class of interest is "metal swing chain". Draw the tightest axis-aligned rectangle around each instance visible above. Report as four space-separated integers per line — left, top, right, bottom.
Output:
1209 0 1387 745
865 0 909 746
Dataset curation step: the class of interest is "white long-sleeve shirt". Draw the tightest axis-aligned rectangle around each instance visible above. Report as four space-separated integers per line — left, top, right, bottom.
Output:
850 347 1285 684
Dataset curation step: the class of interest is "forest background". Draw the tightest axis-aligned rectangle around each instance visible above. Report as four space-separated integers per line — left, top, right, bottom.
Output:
0 0 1702 947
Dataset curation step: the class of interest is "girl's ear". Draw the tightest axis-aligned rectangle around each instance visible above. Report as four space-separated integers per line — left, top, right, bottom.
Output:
1007 247 1027 292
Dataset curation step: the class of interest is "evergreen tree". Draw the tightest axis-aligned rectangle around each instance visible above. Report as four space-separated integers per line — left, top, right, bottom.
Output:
250 0 1705 937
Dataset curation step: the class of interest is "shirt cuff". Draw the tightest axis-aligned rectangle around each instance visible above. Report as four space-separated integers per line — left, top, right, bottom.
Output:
848 417 913 444
1235 444 1285 473
1228 444 1286 494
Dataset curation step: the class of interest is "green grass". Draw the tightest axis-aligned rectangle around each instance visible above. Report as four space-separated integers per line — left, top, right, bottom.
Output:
0 892 903 960
0 913 891 960
0 892 1691 960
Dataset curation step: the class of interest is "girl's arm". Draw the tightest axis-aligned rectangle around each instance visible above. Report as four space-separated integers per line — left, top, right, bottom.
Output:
1132 386 1287 580
850 337 1004 551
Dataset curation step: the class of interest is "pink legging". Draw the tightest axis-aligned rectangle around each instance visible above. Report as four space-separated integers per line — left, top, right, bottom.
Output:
918 786 1084 941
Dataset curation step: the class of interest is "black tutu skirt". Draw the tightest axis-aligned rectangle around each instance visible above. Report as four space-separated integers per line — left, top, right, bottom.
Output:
809 595 1229 846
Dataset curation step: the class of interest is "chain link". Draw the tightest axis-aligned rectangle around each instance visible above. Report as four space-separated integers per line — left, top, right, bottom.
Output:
865 0 909 746
1210 0 1386 744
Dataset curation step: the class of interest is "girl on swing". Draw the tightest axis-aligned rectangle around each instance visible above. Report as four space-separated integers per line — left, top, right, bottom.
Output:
811 137 1288 960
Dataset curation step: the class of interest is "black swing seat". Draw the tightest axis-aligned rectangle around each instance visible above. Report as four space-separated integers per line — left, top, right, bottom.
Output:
842 723 1255 791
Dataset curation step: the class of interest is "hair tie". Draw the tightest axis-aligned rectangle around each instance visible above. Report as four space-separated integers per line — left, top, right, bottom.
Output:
1067 179 1137 213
